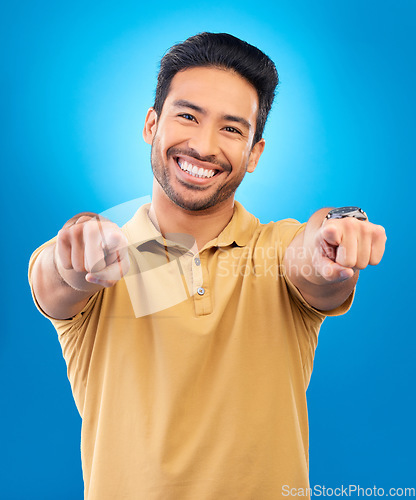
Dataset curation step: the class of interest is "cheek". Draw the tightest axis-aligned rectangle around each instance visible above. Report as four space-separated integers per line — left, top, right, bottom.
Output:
229 142 252 166
152 132 170 159
155 126 186 156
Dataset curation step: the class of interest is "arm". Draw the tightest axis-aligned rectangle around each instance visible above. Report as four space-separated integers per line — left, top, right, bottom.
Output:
31 213 130 320
283 208 387 311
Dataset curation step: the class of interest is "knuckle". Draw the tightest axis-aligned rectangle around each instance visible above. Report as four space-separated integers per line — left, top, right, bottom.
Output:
341 217 358 232
322 223 337 239
71 251 86 273
82 219 95 234
73 223 85 237
72 263 85 273
336 252 355 268
78 215 95 223
60 259 72 270
344 217 356 227
362 222 373 235
68 223 85 242
342 258 355 268
376 225 387 241
84 221 101 242
323 221 336 231
57 228 70 244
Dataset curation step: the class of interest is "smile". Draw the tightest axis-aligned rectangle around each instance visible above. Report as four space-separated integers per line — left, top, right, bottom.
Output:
176 158 217 179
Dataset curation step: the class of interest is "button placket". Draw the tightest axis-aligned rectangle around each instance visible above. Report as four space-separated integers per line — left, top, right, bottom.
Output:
192 253 204 292
193 251 213 316
177 250 196 297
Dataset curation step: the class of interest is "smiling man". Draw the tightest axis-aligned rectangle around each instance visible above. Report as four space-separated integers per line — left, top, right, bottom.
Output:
147 67 262 215
29 33 386 499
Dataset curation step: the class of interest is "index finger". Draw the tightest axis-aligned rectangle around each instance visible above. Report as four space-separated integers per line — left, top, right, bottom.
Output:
83 217 107 273
320 222 343 247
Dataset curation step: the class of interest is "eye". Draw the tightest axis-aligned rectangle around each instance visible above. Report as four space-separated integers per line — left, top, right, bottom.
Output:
224 126 242 135
178 113 197 122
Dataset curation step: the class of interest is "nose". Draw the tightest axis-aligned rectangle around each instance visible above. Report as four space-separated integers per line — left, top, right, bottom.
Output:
187 124 220 159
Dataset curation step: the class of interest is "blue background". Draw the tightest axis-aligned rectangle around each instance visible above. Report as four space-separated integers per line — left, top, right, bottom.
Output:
2 0 415 497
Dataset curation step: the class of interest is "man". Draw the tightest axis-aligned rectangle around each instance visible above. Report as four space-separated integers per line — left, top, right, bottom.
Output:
29 33 386 499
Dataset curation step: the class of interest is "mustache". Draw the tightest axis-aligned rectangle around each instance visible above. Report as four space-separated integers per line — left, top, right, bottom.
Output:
167 147 231 172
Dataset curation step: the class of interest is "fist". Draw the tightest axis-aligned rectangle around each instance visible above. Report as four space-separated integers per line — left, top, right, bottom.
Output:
56 213 130 288
313 217 387 282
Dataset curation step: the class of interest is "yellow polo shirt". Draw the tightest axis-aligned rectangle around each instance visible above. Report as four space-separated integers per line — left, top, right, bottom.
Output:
28 202 352 500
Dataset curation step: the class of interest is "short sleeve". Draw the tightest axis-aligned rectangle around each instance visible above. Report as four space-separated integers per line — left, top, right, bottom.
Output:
272 219 355 385
28 239 103 415
28 237 57 319
284 272 354 320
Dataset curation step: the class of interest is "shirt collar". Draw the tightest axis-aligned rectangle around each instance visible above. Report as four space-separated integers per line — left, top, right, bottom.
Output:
206 201 258 249
122 201 258 250
122 204 163 248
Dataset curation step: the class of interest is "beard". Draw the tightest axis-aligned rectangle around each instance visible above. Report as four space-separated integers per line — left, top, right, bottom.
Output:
150 135 248 212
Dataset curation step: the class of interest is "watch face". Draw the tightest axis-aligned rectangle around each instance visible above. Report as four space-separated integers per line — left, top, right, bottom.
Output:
327 207 367 221
334 207 360 216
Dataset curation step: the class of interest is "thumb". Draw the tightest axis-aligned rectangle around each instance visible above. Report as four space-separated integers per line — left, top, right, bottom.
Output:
319 256 355 282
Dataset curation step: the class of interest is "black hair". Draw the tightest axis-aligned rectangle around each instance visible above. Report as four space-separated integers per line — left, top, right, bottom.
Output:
153 32 279 145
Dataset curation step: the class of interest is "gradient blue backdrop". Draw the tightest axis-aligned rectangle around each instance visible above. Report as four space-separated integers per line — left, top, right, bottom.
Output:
2 1 415 498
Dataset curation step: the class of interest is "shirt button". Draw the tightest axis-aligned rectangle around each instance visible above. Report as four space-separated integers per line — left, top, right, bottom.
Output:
194 257 201 266
197 287 205 296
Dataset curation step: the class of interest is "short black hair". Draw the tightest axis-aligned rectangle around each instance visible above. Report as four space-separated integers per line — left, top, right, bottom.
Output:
153 32 279 145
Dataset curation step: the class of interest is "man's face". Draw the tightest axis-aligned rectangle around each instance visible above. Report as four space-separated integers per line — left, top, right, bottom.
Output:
143 66 265 212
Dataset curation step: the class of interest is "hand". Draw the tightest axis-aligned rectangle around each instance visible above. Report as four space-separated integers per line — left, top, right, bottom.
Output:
55 213 130 289
312 217 387 283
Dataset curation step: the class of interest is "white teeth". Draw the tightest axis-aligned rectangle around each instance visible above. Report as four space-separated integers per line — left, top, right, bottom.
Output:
177 159 216 179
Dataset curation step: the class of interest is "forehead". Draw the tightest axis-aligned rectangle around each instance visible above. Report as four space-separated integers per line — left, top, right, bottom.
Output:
164 67 259 123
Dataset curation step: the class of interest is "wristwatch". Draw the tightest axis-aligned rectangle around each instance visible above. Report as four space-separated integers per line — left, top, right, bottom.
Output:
325 206 368 222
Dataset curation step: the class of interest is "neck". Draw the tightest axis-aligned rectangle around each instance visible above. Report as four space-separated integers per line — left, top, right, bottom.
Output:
149 179 235 250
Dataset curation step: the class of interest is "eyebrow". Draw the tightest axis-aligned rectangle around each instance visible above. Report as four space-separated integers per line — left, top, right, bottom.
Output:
173 99 252 131
223 114 251 131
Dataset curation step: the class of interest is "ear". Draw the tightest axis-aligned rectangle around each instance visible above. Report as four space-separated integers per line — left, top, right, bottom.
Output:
143 108 158 145
247 138 265 173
